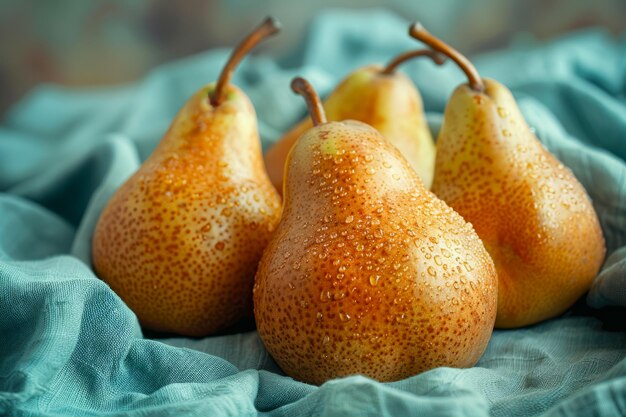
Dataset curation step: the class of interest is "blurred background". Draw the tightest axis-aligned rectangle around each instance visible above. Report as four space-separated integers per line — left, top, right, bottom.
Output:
1 0 624 116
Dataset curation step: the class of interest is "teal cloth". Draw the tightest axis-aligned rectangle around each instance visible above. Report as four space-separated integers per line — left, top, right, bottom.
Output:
2 9 626 417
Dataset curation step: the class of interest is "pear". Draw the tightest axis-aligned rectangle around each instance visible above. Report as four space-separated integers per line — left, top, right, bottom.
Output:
410 23 606 328
92 18 282 336
264 49 445 194
254 77 497 384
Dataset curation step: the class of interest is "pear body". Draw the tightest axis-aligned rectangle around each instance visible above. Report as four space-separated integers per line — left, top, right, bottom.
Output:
432 79 605 328
265 66 436 194
254 120 497 384
93 84 281 336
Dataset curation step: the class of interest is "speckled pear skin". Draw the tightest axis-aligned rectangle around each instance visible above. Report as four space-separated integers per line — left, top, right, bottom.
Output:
92 84 281 337
264 66 436 193
431 79 606 328
254 120 497 384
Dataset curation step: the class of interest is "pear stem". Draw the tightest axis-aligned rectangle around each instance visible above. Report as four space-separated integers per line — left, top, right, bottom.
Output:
210 17 281 106
382 48 446 75
409 23 484 92
291 77 327 126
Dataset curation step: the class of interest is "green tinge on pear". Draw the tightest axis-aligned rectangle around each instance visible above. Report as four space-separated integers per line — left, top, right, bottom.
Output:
320 137 339 155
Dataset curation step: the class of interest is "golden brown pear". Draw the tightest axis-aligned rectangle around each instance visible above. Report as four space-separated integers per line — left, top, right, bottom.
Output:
92 18 282 336
410 23 606 328
264 49 444 194
254 78 497 385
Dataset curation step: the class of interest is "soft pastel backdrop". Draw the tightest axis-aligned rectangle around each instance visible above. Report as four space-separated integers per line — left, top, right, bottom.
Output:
1 8 626 417
1 0 625 115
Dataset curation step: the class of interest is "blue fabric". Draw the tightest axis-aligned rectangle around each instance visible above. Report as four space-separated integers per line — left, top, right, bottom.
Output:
1 9 626 417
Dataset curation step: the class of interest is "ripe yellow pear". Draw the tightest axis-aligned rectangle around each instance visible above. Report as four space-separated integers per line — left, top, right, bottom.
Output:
410 23 606 328
264 49 445 194
254 77 497 384
92 18 282 336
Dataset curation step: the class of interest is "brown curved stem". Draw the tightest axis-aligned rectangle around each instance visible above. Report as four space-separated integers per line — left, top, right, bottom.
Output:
409 22 484 92
210 17 281 106
291 77 327 126
382 49 446 75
